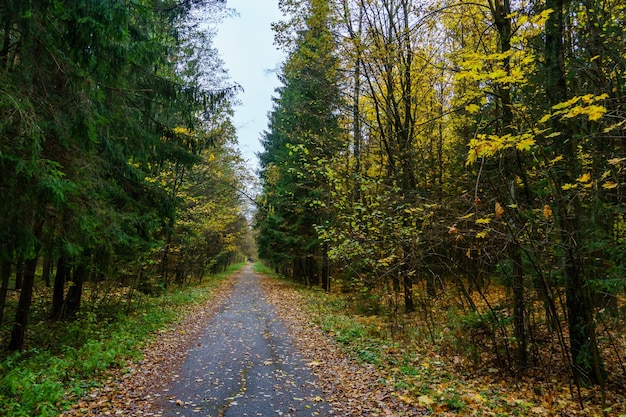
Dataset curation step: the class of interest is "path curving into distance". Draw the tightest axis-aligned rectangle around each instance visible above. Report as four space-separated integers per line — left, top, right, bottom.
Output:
160 265 332 416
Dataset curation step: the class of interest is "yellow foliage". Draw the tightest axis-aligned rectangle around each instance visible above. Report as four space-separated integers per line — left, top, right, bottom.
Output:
516 137 535 151
543 205 553 219
417 395 434 406
476 230 489 239
173 126 193 136
585 105 607 121
465 104 480 114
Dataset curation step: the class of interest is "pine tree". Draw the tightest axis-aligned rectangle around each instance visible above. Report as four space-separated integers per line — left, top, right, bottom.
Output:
257 0 341 289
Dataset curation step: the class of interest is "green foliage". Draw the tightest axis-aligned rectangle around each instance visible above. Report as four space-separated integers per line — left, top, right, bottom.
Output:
0 0 250 350
255 0 341 286
0 265 242 416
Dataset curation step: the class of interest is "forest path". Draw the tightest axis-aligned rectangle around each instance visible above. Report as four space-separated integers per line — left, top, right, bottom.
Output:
64 265 418 416
159 265 332 416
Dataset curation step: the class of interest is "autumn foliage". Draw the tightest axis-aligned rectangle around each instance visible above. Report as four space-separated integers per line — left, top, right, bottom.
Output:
256 0 626 413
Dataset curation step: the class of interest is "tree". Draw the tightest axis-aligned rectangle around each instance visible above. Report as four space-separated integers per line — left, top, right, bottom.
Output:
0 0 236 349
257 0 342 290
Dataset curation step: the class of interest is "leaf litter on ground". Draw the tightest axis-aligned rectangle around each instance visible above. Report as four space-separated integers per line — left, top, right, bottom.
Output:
62 269 624 417
62 276 237 416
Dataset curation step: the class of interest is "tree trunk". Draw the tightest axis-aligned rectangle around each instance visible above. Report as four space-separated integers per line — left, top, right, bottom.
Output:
8 257 38 350
64 260 87 318
50 255 69 320
492 0 528 370
0 261 11 326
403 274 414 313
511 246 527 368
544 0 605 385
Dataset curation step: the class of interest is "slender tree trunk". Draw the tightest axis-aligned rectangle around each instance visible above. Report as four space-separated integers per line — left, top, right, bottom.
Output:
8 257 38 350
64 260 87 318
321 242 330 291
511 246 527 368
545 0 605 385
50 255 69 320
403 274 414 313
491 0 528 369
0 261 11 326
343 0 363 203
0 13 12 71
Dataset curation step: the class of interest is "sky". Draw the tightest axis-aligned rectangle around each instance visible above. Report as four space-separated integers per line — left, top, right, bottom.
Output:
213 0 285 173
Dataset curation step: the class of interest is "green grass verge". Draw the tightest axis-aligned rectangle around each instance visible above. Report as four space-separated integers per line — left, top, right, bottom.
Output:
0 262 245 417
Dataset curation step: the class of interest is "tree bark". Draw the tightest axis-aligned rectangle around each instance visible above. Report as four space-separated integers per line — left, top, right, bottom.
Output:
544 0 605 385
41 256 52 287
64 260 87 318
403 273 414 313
491 0 528 370
0 262 11 326
8 257 38 350
50 254 69 320
321 242 330 291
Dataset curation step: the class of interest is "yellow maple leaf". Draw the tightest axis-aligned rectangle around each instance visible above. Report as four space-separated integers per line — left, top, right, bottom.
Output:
602 181 618 189
516 138 535 151
586 105 607 121
465 104 480 114
577 173 591 182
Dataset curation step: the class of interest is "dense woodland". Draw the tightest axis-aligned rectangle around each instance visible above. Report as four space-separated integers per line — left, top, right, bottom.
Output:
0 0 254 352
1 0 625 414
255 0 626 401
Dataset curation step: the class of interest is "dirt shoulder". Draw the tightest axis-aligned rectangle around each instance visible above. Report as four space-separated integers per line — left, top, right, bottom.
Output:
259 275 427 416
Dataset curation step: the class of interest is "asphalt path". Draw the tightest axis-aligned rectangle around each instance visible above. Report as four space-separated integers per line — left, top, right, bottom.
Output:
160 265 333 417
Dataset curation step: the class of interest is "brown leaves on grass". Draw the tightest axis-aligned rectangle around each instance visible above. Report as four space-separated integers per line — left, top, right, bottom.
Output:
62 277 237 416
261 276 626 417
259 277 427 416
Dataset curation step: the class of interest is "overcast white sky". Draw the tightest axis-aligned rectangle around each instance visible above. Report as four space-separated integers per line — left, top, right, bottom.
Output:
213 0 285 173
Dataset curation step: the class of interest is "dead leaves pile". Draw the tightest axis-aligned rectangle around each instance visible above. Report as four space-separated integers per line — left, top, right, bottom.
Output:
259 277 428 416
62 276 237 416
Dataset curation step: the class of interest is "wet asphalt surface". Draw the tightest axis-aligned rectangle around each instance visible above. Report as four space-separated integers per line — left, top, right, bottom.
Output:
160 265 333 417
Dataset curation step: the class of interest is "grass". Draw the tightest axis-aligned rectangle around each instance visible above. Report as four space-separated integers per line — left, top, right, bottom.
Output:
261 265 626 416
0 262 245 417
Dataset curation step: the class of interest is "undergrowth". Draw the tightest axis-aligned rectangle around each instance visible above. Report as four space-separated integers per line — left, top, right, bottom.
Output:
267 269 626 417
0 262 245 417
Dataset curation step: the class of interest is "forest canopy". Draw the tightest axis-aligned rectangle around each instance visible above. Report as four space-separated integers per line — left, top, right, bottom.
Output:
255 0 626 395
0 0 254 351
